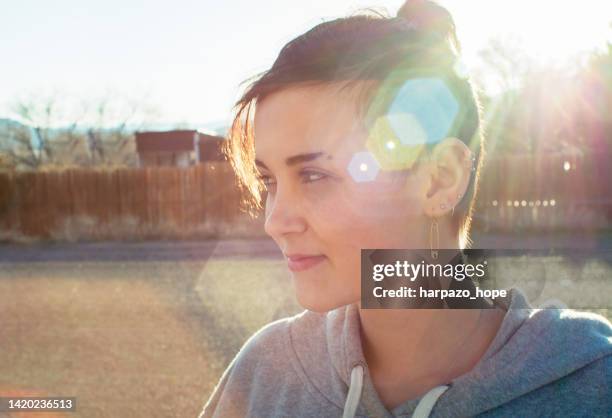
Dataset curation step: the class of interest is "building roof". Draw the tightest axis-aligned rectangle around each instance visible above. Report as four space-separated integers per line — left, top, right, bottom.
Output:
135 130 198 153
135 130 226 161
199 137 226 161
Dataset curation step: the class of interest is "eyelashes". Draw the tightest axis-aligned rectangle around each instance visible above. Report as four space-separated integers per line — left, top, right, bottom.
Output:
301 171 327 183
257 170 328 189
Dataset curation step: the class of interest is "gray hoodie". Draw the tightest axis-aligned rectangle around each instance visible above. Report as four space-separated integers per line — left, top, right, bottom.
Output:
199 288 612 417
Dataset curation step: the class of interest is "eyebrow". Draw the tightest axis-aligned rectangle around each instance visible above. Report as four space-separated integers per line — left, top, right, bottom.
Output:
255 152 331 170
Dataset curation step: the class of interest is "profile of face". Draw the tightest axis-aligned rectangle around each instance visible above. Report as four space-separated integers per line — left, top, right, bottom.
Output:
254 83 471 312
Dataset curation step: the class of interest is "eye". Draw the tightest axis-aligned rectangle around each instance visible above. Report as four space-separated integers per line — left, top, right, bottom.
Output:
301 170 327 183
256 170 328 191
257 174 276 187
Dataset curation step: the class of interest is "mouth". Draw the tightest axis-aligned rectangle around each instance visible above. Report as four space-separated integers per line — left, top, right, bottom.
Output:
286 254 326 272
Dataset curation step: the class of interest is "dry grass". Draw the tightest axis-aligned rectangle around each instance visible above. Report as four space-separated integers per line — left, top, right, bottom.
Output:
0 251 609 418
0 259 300 418
0 214 267 243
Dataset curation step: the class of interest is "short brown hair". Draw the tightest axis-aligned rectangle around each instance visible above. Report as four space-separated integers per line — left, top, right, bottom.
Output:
224 0 486 248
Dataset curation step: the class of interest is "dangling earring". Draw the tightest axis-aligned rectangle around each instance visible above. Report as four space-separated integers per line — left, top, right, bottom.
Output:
430 217 439 260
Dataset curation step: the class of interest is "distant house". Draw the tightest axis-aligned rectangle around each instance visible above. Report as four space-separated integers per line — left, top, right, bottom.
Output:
135 130 225 167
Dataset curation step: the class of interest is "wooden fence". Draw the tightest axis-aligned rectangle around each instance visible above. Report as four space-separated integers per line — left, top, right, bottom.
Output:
0 154 609 242
0 162 265 241
474 152 611 232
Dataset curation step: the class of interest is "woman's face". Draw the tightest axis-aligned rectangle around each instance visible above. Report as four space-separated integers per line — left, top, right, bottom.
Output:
254 83 434 312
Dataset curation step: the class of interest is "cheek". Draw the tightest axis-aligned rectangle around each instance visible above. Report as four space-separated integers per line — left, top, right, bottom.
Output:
305 178 423 250
299 180 424 305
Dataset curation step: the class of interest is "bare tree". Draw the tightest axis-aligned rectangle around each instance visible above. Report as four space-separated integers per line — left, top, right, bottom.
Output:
83 94 159 167
3 95 85 169
474 36 535 94
1 93 159 169
1 122 41 169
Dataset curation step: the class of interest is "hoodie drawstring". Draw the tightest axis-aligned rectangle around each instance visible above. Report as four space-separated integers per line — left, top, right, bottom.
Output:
342 365 364 418
412 385 450 418
342 364 450 418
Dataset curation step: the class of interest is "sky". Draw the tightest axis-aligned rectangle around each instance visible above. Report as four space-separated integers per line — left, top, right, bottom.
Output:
0 0 610 128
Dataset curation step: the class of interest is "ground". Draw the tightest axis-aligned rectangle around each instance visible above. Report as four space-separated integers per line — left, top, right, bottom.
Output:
0 240 300 418
0 237 609 417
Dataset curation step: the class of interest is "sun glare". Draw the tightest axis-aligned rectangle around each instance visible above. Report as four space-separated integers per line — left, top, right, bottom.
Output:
520 3 611 63
448 0 611 67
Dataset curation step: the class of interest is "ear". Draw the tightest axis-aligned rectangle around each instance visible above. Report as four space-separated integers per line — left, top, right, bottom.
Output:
422 137 473 218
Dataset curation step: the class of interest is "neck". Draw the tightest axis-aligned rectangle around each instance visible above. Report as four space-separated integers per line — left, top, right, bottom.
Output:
357 305 506 406
355 222 505 407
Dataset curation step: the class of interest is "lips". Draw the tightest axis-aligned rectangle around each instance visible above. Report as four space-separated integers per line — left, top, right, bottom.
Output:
285 254 326 272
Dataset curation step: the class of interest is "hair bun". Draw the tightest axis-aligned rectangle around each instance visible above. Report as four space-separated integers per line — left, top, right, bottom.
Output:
396 0 460 53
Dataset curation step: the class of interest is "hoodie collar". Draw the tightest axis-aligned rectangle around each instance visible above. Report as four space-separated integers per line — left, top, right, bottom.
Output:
326 303 393 417
292 287 611 417
325 291 516 418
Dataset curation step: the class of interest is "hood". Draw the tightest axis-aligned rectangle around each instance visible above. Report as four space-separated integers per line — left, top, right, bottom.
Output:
289 287 612 417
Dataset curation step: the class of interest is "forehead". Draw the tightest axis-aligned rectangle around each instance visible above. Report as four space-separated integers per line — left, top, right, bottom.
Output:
253 83 367 160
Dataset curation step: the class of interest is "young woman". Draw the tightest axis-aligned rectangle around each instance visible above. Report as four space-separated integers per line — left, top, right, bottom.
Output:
200 1 612 417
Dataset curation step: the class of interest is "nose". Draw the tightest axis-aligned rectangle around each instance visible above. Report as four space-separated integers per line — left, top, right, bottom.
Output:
263 187 307 240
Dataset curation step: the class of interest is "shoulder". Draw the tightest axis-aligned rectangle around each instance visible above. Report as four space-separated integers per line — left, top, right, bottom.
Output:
230 314 296 372
218 308 331 379
242 315 294 352
198 310 329 418
483 354 612 417
237 309 325 357
514 288 612 343
536 306 612 345
528 307 612 380
198 314 297 418
547 352 612 414
565 310 612 340
497 295 612 378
